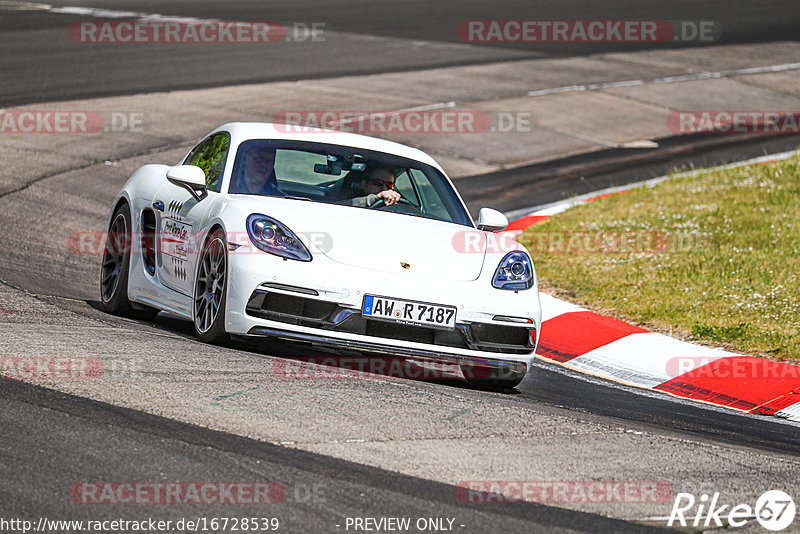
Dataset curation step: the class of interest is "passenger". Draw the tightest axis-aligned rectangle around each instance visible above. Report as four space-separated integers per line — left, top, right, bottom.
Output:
347 166 401 207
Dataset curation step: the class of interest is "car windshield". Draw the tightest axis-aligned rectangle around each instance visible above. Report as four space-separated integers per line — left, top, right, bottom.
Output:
229 139 473 227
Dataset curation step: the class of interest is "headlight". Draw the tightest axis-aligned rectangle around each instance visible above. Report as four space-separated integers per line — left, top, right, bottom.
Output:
246 214 312 262
492 251 533 290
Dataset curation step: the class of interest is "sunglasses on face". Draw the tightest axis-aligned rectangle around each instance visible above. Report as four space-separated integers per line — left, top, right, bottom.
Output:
367 179 394 189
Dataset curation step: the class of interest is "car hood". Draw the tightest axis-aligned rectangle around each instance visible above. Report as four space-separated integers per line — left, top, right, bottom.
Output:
235 198 486 281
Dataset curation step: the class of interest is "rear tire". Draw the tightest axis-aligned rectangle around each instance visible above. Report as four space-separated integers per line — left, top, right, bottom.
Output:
193 229 230 345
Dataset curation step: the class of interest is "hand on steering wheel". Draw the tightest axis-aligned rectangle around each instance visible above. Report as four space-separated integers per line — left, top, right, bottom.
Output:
368 189 405 208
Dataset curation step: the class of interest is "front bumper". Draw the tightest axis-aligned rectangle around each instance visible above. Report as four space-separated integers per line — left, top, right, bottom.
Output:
246 325 529 377
224 244 541 371
245 288 535 354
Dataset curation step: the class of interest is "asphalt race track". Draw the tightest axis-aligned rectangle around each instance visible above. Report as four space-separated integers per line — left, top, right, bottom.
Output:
1 1 800 533
2 0 800 105
1 380 661 534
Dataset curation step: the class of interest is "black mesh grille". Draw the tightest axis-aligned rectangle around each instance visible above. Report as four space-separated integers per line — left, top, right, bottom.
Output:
366 320 436 344
245 290 532 354
246 290 339 326
471 323 531 347
262 292 336 319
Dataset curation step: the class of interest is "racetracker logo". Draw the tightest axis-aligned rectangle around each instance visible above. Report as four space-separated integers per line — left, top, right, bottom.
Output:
668 111 800 134
0 356 103 380
67 231 333 256
273 358 458 380
452 230 709 255
0 111 147 134
272 357 524 381
665 356 800 380
457 481 674 504
457 20 720 43
273 110 533 134
69 482 287 505
68 20 297 43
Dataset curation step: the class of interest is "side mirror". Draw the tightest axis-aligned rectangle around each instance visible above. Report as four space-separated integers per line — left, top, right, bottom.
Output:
166 165 207 201
477 208 508 232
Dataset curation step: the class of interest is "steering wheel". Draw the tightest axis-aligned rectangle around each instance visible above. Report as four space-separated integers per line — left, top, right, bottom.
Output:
367 196 414 209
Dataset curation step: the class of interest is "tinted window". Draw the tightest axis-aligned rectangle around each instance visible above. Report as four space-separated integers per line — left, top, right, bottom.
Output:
184 133 230 192
229 140 472 227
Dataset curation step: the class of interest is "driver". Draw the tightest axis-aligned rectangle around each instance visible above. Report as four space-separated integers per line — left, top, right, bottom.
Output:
348 166 401 207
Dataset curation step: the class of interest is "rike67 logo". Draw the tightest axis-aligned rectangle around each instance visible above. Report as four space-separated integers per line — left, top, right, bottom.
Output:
668 490 796 531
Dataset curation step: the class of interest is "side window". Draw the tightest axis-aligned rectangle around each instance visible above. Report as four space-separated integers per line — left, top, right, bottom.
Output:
183 133 230 192
394 171 420 207
408 168 450 220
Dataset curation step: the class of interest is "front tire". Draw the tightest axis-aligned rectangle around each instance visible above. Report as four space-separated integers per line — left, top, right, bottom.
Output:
100 203 134 315
193 229 230 345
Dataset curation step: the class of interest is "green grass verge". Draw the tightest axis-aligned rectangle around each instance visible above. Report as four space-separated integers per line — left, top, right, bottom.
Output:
519 155 800 362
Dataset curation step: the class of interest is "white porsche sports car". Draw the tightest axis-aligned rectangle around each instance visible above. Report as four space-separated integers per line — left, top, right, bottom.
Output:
100 123 541 387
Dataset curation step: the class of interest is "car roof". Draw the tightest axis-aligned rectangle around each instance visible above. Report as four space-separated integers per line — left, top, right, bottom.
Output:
212 122 444 171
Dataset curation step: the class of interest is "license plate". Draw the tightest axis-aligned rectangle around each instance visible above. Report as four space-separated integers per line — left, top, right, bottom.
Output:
362 295 457 330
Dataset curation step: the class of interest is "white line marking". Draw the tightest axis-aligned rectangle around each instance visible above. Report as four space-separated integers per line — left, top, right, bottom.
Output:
776 401 800 422
526 61 800 97
51 6 206 23
527 84 586 97
532 358 800 427
554 130 620 148
599 79 646 89
570 333 736 389
504 148 800 219
0 1 50 10
0 2 214 22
